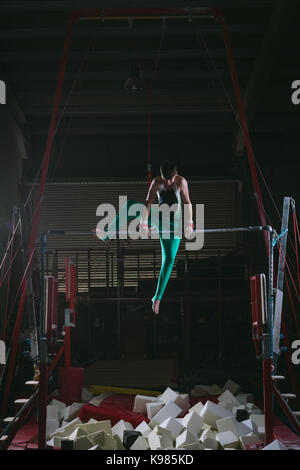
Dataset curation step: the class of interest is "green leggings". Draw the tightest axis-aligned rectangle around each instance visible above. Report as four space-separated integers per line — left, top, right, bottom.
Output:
103 199 181 302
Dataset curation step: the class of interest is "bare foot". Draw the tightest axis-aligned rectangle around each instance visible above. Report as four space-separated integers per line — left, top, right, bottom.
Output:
152 299 160 315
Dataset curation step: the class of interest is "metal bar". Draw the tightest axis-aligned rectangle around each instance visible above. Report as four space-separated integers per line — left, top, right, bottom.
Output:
47 225 270 237
0 13 75 418
38 233 47 450
273 197 292 358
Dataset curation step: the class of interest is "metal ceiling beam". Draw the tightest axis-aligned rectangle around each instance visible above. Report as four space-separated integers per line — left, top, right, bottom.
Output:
0 49 257 62
0 1 275 12
16 88 233 107
7 69 249 82
234 0 295 156
0 24 266 38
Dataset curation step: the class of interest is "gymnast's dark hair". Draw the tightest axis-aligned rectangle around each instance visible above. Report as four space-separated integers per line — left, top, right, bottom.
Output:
160 160 177 180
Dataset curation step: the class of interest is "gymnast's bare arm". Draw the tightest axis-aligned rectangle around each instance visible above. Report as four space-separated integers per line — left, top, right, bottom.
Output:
179 176 194 237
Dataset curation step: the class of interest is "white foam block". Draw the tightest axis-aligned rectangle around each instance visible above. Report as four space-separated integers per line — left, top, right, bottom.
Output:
176 430 198 448
133 395 159 414
112 419 133 441
49 399 66 417
47 405 59 420
182 411 203 437
146 401 164 420
199 400 234 428
148 426 173 450
160 416 183 440
46 419 60 438
149 402 182 428
130 436 150 450
160 387 179 404
76 420 112 436
222 379 241 396
216 431 240 449
217 390 240 406
88 430 118 450
135 421 151 437
188 401 204 415
250 414 265 430
236 393 254 404
62 402 84 421
240 418 258 435
74 435 94 450
181 442 205 450
50 417 82 439
262 439 288 450
216 417 238 435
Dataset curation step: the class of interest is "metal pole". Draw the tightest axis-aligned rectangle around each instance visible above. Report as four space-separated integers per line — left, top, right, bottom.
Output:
38 233 48 450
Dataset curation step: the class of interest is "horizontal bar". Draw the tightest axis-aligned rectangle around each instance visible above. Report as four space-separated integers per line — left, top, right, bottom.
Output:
45 225 272 237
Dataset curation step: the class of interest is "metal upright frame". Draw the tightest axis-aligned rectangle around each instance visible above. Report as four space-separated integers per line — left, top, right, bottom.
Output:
0 7 279 449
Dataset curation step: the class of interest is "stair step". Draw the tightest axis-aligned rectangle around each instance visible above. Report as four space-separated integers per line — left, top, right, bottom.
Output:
14 399 29 405
3 417 19 423
281 393 296 399
293 412 300 416
272 375 285 381
57 339 64 343
0 436 8 441
25 380 39 386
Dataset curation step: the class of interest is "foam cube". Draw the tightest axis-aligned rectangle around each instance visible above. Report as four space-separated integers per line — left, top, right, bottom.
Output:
149 402 182 428
88 430 117 450
199 400 234 428
49 399 66 419
250 414 265 433
46 419 59 438
181 442 205 450
216 417 238 435
240 418 258 435
135 421 151 437
160 387 179 404
47 405 59 420
133 395 159 414
236 393 254 404
216 431 240 449
146 401 164 420
123 430 142 449
182 411 203 437
188 401 204 415
160 416 183 440
217 390 240 406
176 430 198 448
148 426 173 450
76 420 112 436
222 379 241 396
130 436 150 450
74 436 95 450
262 439 288 450
112 420 133 441
62 402 84 421
236 409 250 422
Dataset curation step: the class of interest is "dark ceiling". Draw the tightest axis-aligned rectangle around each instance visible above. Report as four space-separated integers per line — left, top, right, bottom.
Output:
0 1 299 180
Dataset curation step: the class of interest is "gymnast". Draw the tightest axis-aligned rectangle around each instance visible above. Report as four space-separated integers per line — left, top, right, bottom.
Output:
100 160 193 315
